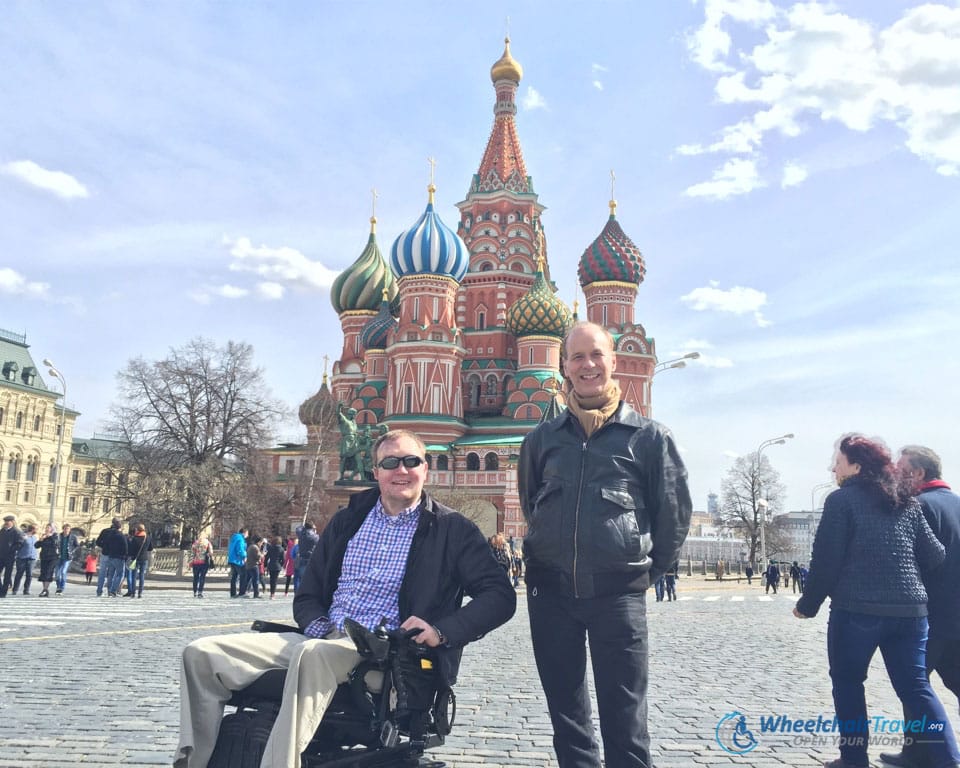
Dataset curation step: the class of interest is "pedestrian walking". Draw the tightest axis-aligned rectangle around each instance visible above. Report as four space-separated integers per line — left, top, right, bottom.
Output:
880 445 960 768
765 562 780 594
283 534 297 595
190 534 214 598
83 551 98 585
790 561 803 594
745 563 754 585
124 523 151 598
95 517 128 597
36 523 59 597
665 561 679 601
244 539 262 598
227 527 248 597
12 524 37 596
794 434 959 768
264 535 284 599
54 523 79 594
0 513 26 598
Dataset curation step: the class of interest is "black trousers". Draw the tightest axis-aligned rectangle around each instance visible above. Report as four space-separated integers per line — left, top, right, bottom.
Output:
229 563 245 596
0 557 15 597
528 587 651 768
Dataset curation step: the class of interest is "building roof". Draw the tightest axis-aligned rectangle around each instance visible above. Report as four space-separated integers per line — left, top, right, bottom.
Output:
330 218 398 314
578 201 646 287
390 185 469 282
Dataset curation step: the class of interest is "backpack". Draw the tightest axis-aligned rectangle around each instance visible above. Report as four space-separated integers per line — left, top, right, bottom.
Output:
207 705 278 768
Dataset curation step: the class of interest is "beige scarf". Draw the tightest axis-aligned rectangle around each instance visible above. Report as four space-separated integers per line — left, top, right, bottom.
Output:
565 380 621 438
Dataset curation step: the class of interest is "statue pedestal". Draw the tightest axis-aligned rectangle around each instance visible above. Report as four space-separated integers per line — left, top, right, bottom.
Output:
327 483 378 513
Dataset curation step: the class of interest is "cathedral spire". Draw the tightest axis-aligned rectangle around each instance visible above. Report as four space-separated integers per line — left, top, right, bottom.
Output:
474 38 530 194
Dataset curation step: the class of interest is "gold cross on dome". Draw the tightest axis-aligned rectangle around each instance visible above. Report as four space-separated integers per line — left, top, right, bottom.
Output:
427 156 437 185
371 188 378 218
610 169 616 200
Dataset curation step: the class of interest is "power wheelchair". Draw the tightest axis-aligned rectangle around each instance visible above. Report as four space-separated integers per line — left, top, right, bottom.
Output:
207 618 456 768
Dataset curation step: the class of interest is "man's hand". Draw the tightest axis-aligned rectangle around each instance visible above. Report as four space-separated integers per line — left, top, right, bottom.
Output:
400 615 443 647
792 607 809 619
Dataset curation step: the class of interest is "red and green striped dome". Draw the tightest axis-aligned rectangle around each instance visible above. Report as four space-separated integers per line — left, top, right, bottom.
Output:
578 203 646 287
331 218 398 314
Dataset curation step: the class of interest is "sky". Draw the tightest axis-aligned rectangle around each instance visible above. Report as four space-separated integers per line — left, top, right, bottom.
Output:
2 0 959 515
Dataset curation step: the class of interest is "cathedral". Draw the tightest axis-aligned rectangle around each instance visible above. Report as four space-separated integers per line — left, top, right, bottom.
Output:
297 39 657 538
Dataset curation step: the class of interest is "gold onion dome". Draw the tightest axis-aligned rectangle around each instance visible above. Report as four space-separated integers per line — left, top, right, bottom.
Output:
506 258 573 338
490 37 523 83
330 216 399 314
298 375 336 426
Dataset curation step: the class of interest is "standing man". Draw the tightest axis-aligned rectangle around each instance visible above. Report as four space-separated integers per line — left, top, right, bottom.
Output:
54 522 80 594
765 561 780 595
95 517 128 597
227 527 248 598
175 429 515 768
881 446 960 768
0 514 26 598
519 321 692 768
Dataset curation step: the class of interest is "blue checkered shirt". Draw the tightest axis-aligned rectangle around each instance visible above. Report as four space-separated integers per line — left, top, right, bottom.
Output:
304 498 420 638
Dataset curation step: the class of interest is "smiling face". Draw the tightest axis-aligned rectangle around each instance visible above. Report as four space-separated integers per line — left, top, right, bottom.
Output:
373 434 428 515
564 324 617 399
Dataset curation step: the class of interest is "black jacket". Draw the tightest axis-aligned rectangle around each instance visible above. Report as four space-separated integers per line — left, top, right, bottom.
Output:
796 477 944 618
264 542 285 573
918 485 960 637
294 487 516 684
0 525 26 563
96 526 128 559
518 401 692 598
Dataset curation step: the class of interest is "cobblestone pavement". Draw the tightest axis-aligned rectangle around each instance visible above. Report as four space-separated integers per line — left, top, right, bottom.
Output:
0 578 956 767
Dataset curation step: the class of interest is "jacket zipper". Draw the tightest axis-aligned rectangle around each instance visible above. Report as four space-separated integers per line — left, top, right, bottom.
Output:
573 439 588 597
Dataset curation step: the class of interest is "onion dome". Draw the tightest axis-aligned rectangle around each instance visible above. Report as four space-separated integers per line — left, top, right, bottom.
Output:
359 289 398 351
577 200 646 287
390 184 469 282
331 217 398 314
491 37 523 83
298 374 336 426
506 257 574 338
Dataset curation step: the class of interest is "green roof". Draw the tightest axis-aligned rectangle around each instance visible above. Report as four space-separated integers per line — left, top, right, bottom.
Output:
454 435 526 447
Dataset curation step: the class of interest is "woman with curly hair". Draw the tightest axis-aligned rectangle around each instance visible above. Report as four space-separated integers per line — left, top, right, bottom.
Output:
794 434 960 768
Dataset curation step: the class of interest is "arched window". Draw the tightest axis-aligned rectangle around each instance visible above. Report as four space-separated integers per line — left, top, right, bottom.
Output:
478 311 486 330
479 262 493 272
437 455 449 471
467 375 481 408
425 454 433 469
7 458 19 480
0 407 4 424
25 459 36 482
33 415 41 431
486 374 498 395
484 452 499 471
16 411 23 429
466 452 480 471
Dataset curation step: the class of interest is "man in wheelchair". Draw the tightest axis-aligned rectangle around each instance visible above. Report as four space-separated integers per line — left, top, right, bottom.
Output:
174 429 517 768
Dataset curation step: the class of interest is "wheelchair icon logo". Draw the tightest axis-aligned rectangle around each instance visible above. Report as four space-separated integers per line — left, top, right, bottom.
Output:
715 711 759 755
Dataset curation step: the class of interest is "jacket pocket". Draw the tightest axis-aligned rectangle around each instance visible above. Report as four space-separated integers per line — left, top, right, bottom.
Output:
595 485 647 565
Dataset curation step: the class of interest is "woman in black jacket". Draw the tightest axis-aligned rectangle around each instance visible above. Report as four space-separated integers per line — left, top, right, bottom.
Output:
795 434 960 768
36 524 60 597
263 536 285 599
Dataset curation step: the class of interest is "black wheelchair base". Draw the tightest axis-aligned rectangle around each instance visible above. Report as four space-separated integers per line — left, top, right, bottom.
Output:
210 618 454 768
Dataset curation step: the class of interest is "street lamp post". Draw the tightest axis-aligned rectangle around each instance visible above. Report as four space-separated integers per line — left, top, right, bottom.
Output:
653 351 701 375
810 481 833 515
756 432 794 577
43 359 66 527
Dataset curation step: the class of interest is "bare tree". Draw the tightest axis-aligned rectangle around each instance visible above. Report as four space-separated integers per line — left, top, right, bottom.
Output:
109 338 288 539
719 452 790 566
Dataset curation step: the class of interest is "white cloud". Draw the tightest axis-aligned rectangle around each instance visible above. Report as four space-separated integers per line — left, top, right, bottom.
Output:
0 267 50 298
680 281 770 326
215 284 248 299
781 161 808 188
1 160 89 199
592 63 607 91
256 282 285 300
697 353 735 368
684 157 765 199
224 236 340 290
521 86 547 111
682 2 960 183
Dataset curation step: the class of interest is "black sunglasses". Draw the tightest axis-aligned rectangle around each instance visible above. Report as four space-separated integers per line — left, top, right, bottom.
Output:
376 455 425 470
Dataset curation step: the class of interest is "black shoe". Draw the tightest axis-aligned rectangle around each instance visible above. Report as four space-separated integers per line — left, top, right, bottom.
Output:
55 588 62 594
879 751 919 768
39 590 49 597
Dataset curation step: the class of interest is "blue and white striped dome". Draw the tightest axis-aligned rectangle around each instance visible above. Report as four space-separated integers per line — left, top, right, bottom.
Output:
389 185 469 282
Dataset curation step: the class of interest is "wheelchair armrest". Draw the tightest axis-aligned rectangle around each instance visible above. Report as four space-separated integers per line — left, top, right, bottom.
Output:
251 620 303 634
